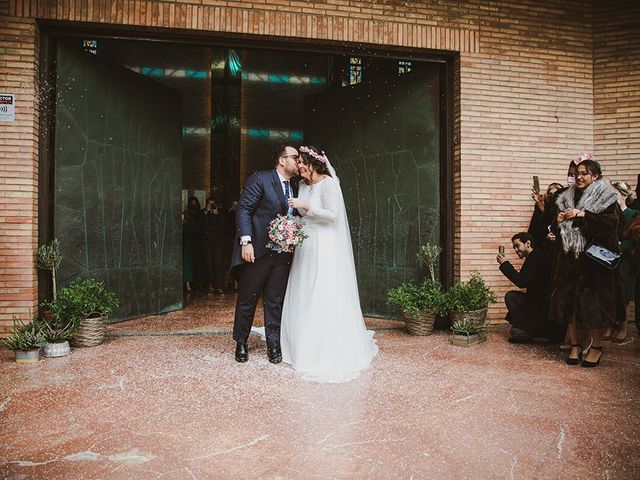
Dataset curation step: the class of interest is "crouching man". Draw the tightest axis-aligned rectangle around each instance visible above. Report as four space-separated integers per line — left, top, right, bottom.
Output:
497 232 564 343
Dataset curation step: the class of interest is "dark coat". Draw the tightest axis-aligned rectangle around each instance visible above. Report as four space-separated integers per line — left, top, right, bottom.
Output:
499 249 563 339
528 191 562 257
500 248 550 308
620 208 640 302
201 210 227 249
548 190 625 329
231 170 297 269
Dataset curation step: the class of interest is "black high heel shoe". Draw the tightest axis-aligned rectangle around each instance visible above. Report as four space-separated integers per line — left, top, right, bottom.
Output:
565 344 583 365
580 346 603 368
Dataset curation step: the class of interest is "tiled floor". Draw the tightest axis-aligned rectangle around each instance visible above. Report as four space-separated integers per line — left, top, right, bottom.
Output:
1 294 639 479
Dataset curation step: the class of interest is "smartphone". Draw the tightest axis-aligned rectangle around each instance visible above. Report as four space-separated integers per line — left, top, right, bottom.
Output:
533 175 540 194
498 245 505 254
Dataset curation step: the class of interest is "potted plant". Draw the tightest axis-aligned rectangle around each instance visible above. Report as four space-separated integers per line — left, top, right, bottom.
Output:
388 280 447 335
387 243 446 336
451 317 487 347
417 243 442 284
50 279 119 347
39 317 75 358
446 271 496 328
2 316 46 363
36 239 63 301
418 243 451 329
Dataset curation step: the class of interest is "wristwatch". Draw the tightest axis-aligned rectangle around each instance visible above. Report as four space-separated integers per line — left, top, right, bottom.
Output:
240 239 252 246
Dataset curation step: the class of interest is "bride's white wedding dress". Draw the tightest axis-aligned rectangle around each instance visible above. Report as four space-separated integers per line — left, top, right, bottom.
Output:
280 175 378 383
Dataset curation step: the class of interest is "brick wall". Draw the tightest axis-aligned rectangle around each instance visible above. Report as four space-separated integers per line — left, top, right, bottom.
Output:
457 1 594 321
0 0 638 334
0 13 40 335
594 1 640 183
593 0 640 323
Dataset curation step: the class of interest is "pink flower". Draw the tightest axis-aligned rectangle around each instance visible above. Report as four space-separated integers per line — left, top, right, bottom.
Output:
266 214 308 253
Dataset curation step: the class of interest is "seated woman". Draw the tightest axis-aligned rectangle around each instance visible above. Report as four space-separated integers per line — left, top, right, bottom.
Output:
549 154 625 367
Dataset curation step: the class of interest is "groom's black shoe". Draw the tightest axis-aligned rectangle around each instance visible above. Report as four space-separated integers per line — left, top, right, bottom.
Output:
235 342 248 363
267 345 282 364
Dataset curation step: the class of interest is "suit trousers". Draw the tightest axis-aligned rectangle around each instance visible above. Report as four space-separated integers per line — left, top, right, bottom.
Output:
505 290 564 342
232 251 292 348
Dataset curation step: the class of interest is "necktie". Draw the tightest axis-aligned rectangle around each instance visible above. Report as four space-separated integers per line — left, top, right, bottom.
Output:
283 181 292 215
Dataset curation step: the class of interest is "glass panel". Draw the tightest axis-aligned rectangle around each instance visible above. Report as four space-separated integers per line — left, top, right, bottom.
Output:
304 66 441 317
54 42 183 321
238 49 326 179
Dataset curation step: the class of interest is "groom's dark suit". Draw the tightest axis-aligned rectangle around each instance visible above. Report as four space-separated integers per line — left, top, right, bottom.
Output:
232 169 297 348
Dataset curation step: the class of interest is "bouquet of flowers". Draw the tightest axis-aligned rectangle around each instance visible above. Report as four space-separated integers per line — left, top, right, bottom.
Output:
266 214 308 253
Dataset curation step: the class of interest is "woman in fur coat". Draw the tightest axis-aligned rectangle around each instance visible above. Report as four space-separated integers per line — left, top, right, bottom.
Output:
548 155 625 367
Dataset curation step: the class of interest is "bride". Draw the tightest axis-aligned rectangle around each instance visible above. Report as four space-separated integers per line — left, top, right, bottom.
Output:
282 145 378 383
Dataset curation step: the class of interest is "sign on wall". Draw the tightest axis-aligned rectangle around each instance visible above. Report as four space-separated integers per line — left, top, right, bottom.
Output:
0 94 15 122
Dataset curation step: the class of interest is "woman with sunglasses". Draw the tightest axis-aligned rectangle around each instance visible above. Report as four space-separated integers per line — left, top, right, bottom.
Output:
548 154 625 367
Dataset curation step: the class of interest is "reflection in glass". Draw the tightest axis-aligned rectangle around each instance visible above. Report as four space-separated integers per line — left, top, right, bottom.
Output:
349 57 362 85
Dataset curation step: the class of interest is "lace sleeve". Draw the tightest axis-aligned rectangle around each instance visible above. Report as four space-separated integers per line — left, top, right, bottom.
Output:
305 178 340 224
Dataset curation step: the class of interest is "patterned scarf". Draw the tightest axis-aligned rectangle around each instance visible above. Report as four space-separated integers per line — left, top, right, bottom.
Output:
555 180 618 258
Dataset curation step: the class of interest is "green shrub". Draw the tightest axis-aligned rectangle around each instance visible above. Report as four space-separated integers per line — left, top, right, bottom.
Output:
44 278 119 327
445 271 496 312
388 280 447 318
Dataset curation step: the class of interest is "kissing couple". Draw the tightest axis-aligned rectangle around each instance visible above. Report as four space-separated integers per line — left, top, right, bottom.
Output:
230 145 378 383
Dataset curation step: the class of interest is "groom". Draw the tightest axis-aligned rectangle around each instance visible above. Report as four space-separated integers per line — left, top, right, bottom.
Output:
231 145 300 363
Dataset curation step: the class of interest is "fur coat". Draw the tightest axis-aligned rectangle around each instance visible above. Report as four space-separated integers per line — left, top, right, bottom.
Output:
548 181 625 329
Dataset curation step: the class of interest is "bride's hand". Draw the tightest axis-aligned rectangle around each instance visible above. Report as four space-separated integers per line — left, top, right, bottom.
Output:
288 198 309 210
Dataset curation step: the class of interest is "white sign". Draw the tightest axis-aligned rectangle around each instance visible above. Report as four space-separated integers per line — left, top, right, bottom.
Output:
0 94 15 122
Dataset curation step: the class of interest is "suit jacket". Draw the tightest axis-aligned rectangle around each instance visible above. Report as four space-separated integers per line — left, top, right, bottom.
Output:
499 248 550 307
231 169 297 269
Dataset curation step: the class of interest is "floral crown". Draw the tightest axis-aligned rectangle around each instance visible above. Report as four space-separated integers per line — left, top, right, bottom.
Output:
574 152 593 164
299 145 328 164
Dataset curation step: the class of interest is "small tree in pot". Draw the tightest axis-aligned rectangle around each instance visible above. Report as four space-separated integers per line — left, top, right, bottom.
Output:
387 243 446 336
36 239 63 301
417 244 442 284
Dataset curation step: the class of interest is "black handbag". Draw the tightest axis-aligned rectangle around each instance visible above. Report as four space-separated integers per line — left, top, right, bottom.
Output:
584 243 621 270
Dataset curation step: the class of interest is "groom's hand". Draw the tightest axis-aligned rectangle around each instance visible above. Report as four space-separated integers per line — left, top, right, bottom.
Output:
242 244 255 263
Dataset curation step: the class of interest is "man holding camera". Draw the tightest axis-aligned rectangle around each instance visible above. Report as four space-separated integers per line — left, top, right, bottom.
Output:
497 232 564 343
